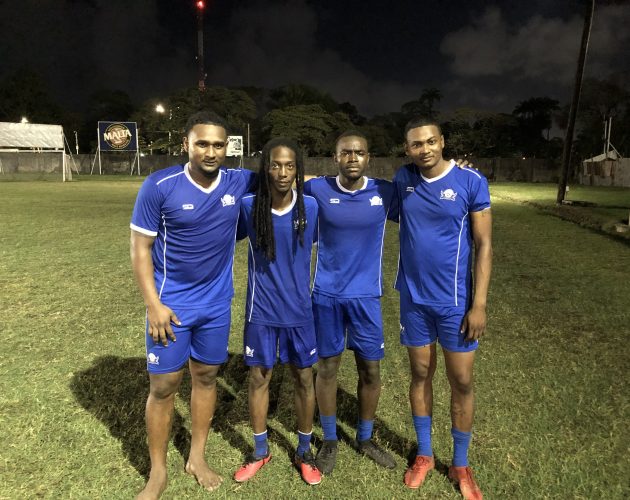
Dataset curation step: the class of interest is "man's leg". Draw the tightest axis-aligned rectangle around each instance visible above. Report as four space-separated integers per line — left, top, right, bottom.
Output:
137 370 184 500
443 349 482 500
315 354 342 438
404 344 437 489
184 360 223 491
352 354 396 468
233 368 274 482
290 364 321 485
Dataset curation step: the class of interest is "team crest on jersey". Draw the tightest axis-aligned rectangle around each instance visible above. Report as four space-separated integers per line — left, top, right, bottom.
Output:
221 194 236 207
406 186 414 192
370 196 383 206
440 188 458 201
245 346 255 357
329 198 340 204
182 203 194 210
147 353 160 365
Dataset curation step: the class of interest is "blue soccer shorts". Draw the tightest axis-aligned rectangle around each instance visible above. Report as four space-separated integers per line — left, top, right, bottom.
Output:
399 289 478 353
243 321 318 369
145 300 231 374
312 292 385 361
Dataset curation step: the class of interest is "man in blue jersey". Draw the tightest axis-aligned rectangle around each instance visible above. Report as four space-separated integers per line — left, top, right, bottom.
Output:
233 138 322 486
395 117 492 500
130 110 256 499
304 131 397 474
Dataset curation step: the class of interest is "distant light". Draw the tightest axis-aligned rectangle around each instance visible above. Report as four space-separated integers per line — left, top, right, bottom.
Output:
20 116 29 123
196 0 204 9
522 156 526 160
155 104 165 114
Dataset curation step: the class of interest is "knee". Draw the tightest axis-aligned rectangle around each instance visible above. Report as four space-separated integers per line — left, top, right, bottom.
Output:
317 359 339 381
410 360 434 384
449 372 474 395
358 362 381 387
249 368 272 391
149 377 180 401
192 368 218 389
293 369 314 392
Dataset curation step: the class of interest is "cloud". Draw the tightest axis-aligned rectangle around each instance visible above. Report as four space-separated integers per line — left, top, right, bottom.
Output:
440 5 630 84
205 0 420 116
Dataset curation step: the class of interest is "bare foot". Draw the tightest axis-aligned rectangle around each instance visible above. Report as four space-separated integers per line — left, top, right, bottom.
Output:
185 459 224 492
136 469 167 500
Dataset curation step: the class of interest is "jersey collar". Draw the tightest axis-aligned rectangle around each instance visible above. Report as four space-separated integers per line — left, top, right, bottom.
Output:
271 189 297 216
335 175 367 193
184 162 222 193
420 160 455 183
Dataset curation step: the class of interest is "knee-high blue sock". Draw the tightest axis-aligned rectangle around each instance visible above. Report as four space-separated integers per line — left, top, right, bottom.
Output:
254 430 268 458
297 430 312 457
356 418 374 442
412 415 433 456
451 427 471 467
320 414 337 441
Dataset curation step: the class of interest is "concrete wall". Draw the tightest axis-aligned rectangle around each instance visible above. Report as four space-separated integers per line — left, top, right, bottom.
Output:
579 158 630 187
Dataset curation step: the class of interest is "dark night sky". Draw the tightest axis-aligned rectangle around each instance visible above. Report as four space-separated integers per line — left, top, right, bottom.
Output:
1 0 628 117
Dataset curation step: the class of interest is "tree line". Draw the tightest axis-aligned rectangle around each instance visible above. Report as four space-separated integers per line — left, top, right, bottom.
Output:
0 68 628 162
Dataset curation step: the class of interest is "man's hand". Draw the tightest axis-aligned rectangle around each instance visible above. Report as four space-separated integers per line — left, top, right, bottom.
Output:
146 302 180 346
460 304 486 341
452 158 474 169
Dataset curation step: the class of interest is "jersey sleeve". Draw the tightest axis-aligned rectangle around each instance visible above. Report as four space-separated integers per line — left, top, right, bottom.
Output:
242 169 258 194
303 178 313 196
130 178 162 236
236 202 249 241
470 174 491 212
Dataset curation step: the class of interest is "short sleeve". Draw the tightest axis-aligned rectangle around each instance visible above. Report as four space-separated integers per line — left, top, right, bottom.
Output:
130 178 162 236
470 174 491 212
236 202 249 241
304 178 313 196
242 169 258 194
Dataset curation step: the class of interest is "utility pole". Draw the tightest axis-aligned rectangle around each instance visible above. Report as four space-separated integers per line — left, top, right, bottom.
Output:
196 1 206 93
557 0 595 204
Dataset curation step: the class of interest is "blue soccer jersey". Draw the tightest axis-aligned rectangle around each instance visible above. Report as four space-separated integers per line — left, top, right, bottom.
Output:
393 161 491 308
130 163 256 308
304 176 396 298
238 191 318 327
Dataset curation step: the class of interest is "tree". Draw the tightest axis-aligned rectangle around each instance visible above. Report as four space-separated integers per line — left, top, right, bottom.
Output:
401 88 442 120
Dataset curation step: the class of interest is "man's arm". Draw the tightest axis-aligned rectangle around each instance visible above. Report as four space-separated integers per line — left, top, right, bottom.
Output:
460 208 493 340
130 230 180 346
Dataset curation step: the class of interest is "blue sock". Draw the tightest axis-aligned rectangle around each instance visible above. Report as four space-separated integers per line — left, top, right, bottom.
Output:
451 427 471 467
412 415 433 456
356 418 374 442
297 430 312 457
320 414 338 441
254 430 268 458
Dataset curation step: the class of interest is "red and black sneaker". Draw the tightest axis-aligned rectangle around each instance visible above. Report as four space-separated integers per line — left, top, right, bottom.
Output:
448 465 483 500
233 452 271 482
293 450 322 485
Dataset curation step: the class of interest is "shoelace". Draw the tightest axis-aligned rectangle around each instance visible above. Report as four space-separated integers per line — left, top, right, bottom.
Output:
412 457 432 470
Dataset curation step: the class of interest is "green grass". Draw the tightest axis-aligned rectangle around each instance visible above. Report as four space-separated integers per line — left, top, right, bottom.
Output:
1 179 629 499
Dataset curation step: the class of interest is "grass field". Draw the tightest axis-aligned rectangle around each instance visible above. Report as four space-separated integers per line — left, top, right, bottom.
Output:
1 177 629 499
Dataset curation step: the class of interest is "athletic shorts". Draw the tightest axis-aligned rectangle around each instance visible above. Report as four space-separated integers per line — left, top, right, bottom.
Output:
243 321 318 369
145 300 231 374
399 289 477 353
312 292 385 361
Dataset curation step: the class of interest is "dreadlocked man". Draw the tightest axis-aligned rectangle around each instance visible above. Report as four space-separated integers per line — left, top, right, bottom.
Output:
233 138 322 486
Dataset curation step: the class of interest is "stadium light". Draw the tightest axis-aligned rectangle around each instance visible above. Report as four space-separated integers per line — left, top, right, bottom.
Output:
196 1 205 9
154 104 172 154
155 104 166 114
21 116 29 123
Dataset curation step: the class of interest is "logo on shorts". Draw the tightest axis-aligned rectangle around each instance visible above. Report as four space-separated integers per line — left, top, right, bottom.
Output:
406 186 414 192
329 198 340 204
309 348 317 356
399 323 405 334
380 343 385 349
147 353 160 365
370 196 383 206
182 203 194 210
221 194 236 207
440 188 457 201
245 346 255 357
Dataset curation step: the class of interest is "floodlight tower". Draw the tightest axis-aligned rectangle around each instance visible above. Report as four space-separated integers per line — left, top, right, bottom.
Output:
196 0 206 92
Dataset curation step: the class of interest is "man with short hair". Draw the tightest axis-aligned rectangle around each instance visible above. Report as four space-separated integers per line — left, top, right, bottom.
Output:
130 110 256 499
394 117 492 500
305 131 397 474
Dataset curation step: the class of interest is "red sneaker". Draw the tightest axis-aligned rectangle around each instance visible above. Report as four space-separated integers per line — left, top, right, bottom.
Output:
233 453 271 482
293 450 322 485
403 455 435 489
448 465 483 500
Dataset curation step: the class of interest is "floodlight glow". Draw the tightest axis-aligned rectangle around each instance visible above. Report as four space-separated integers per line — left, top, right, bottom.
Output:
196 1 204 9
155 104 166 114
21 116 29 123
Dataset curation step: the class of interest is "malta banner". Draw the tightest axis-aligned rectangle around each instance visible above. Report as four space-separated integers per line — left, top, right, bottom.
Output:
98 121 138 151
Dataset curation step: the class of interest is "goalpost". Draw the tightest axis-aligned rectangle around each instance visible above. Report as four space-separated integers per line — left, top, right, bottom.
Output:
0 122 76 181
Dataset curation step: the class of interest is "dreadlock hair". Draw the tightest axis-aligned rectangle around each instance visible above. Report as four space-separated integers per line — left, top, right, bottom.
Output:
253 137 306 262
